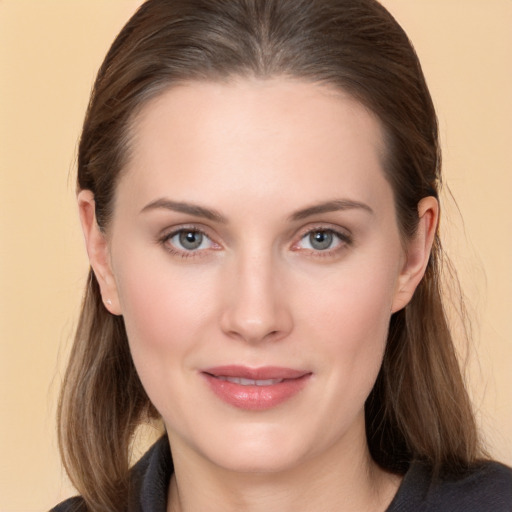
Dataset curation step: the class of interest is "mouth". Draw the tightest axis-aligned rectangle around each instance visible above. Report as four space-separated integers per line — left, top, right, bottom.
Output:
214 376 285 386
201 366 311 411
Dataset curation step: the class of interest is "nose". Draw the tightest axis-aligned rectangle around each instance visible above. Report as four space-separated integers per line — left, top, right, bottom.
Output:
219 250 293 344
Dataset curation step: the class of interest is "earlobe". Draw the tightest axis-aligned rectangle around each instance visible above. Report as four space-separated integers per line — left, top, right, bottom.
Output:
391 196 439 313
77 190 122 315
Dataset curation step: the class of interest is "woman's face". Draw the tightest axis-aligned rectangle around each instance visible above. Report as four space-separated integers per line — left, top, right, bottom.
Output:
89 79 427 473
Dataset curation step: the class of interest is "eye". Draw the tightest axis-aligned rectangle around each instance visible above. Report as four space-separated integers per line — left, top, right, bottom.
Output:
306 230 335 250
295 228 351 253
163 228 217 253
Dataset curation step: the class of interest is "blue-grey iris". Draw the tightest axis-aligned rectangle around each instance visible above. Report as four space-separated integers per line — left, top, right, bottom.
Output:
309 231 333 250
179 231 203 250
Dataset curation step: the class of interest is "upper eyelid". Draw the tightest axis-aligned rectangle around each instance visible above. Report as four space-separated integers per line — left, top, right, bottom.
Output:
295 223 352 240
160 224 213 239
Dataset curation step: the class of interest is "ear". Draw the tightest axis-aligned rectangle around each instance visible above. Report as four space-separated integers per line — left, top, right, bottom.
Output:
392 196 439 313
78 190 122 315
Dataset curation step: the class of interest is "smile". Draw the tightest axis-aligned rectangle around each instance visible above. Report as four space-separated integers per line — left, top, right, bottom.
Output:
202 366 311 411
215 376 284 386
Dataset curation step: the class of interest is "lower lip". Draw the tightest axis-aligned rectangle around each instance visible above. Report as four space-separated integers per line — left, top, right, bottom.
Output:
203 373 311 411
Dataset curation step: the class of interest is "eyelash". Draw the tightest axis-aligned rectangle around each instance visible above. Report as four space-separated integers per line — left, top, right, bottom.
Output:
159 225 353 259
292 226 353 258
159 226 218 259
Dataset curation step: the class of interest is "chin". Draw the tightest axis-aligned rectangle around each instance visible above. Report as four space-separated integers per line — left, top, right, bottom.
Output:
210 448 305 474
194 423 317 474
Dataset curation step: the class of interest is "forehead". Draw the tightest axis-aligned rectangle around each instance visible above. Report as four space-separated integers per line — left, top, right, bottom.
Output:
118 78 391 216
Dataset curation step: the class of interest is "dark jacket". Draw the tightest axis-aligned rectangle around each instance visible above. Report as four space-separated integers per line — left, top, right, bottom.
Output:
51 436 512 512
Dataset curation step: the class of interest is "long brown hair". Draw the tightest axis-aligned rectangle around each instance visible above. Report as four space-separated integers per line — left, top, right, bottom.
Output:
58 1 482 510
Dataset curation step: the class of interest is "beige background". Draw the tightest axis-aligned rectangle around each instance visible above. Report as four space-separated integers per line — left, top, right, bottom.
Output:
0 1 510 510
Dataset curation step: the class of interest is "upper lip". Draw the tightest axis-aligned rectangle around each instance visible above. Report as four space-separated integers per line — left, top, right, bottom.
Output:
202 365 310 380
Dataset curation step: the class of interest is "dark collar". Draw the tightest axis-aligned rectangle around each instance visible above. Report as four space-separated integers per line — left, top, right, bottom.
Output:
129 436 512 512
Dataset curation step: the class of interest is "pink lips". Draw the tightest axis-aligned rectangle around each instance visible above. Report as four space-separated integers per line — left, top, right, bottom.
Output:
202 365 311 411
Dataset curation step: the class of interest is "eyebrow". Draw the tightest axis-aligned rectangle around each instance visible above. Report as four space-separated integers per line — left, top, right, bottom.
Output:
140 197 373 223
289 199 374 221
140 198 228 223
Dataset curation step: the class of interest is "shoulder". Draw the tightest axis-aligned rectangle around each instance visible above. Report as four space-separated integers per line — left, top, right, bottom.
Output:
428 461 512 511
49 436 173 512
49 496 86 512
389 460 512 512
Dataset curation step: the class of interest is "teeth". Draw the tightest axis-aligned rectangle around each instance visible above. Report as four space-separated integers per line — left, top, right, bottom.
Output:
217 376 284 386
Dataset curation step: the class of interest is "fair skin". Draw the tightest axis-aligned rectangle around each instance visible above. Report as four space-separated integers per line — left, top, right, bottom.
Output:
79 78 438 512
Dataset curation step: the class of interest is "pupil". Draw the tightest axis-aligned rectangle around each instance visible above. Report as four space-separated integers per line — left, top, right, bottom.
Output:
179 231 203 250
310 231 332 250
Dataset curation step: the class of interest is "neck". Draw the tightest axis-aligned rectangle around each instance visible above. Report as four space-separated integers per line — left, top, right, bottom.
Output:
166 423 401 512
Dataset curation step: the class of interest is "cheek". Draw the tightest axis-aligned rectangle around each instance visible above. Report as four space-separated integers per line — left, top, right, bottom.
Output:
299 259 399 385
113 256 223 424
113 251 219 367
302 259 398 342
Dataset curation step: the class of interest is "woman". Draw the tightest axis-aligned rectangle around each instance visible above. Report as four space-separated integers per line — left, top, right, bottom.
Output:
52 1 512 511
